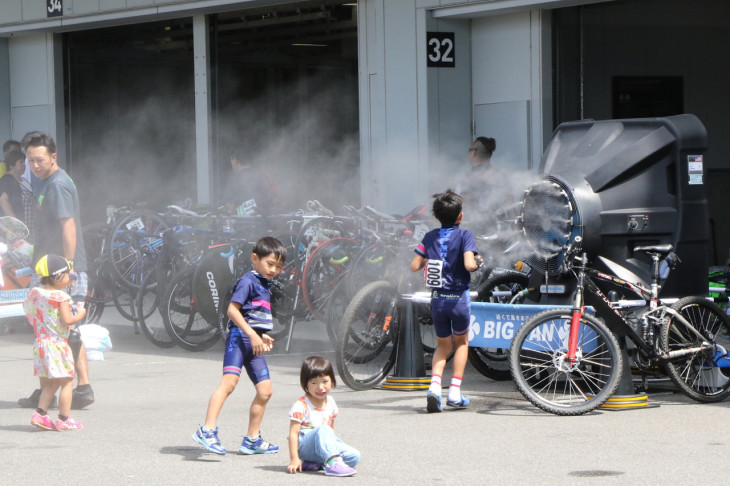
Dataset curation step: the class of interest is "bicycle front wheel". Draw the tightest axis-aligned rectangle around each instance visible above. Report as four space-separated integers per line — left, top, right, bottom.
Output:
336 281 399 390
161 268 220 351
510 309 622 415
108 211 170 289
661 296 730 402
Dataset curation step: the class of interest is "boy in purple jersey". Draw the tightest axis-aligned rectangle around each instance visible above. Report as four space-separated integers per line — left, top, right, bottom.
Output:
410 190 481 413
193 236 286 455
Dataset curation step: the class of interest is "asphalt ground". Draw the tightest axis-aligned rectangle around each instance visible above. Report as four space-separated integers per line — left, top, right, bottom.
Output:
2 312 730 485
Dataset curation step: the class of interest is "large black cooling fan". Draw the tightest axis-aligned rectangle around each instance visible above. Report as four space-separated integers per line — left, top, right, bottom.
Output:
520 178 580 276
516 114 709 297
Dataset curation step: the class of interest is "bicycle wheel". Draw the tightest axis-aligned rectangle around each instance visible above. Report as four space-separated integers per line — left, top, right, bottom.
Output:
345 241 391 298
136 272 175 348
301 237 359 322
162 268 220 351
192 244 240 328
469 271 530 381
82 282 106 324
82 222 111 323
660 296 730 402
293 217 347 269
510 309 622 415
336 281 399 390
108 211 170 289
112 283 138 322
266 229 302 339
323 280 349 347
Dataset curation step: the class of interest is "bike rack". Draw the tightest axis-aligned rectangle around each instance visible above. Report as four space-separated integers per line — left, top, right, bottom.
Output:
381 293 430 391
597 337 652 411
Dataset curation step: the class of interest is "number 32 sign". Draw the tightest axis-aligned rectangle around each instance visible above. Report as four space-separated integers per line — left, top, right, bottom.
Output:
427 32 455 68
47 0 63 18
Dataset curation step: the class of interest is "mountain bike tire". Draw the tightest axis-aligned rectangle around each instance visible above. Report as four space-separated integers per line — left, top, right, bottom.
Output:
468 271 530 381
336 280 399 391
510 308 622 415
661 296 730 403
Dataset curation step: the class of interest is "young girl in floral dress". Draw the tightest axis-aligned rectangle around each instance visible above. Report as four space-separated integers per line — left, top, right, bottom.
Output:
24 254 87 431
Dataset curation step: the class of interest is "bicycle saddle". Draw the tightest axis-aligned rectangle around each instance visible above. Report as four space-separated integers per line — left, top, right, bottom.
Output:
633 243 674 255
167 205 207 217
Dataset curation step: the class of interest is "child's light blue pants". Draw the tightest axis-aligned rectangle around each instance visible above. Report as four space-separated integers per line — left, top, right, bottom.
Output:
298 425 360 466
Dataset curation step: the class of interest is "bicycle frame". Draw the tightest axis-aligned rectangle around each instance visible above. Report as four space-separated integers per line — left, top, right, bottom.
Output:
566 252 714 364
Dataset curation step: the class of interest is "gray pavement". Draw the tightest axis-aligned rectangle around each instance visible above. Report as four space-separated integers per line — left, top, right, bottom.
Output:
2 312 730 485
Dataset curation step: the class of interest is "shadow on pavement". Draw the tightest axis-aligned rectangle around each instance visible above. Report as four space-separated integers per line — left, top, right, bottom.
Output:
256 465 289 475
159 445 225 462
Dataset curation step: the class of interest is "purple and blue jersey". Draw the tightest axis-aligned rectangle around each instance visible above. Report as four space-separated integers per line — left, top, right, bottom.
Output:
414 224 478 292
222 270 274 383
227 270 273 331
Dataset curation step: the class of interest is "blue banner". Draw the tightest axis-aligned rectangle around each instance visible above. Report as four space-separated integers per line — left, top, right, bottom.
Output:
467 302 568 348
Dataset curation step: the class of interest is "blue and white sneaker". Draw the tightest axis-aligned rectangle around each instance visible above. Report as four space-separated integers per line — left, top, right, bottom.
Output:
426 391 442 413
192 425 226 455
239 434 279 455
446 395 470 409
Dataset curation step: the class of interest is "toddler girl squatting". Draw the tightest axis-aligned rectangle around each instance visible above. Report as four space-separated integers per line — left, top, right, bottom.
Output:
287 356 360 477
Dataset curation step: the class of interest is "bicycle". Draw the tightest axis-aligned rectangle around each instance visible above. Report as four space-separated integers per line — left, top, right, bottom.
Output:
509 240 730 415
134 221 216 347
82 205 159 325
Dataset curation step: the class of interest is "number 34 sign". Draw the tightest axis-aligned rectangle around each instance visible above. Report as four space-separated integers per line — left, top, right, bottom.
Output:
47 0 63 18
427 32 455 68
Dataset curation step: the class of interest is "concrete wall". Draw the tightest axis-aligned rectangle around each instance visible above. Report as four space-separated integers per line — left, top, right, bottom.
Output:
424 15 472 195
470 10 551 172
8 33 58 143
358 0 424 212
0 39 10 143
359 3 551 213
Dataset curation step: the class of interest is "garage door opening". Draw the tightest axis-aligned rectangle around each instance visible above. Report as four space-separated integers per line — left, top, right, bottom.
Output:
63 1 359 223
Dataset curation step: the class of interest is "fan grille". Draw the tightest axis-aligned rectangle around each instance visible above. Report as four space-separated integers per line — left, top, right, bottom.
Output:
521 178 580 275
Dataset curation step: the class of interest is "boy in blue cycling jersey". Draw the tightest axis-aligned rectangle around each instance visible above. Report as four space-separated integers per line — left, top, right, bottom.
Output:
193 236 286 454
410 189 480 413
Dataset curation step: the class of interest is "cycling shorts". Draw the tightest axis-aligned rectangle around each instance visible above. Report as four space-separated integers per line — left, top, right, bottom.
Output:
222 327 271 384
430 289 471 339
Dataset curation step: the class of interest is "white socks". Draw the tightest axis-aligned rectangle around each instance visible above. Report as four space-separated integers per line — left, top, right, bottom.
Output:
430 374 464 401
448 376 462 402
429 374 441 395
